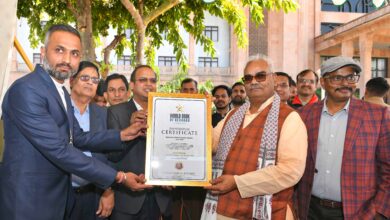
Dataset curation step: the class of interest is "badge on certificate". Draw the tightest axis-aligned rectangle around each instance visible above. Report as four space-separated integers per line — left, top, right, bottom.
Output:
145 92 212 186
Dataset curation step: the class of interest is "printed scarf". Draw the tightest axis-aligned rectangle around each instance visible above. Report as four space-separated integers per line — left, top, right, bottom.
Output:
201 94 280 220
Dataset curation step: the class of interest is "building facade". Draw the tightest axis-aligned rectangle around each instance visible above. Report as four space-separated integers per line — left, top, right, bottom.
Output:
9 1 390 99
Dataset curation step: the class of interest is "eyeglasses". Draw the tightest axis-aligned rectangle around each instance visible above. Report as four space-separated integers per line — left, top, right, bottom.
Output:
135 77 157 84
78 75 100 84
297 78 316 85
242 71 269 84
323 74 360 85
274 83 289 89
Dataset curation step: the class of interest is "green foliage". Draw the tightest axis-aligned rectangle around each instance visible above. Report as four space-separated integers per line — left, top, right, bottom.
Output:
17 0 299 77
158 70 187 93
158 73 214 95
199 79 214 95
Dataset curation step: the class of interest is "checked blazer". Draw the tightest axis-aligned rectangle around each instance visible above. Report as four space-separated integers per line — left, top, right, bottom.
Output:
295 98 390 219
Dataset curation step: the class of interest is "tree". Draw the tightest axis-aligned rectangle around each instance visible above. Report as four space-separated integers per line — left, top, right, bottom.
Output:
18 0 131 77
17 0 298 78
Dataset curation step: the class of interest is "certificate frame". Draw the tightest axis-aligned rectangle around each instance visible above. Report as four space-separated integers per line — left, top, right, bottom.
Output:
145 92 212 186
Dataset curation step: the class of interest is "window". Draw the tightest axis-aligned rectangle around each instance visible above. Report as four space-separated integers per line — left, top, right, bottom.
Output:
161 32 168 41
204 26 219 42
198 57 218 67
117 55 131 67
321 23 342 34
371 58 387 78
33 53 41 64
40 21 48 28
321 0 379 13
125 29 133 39
158 56 177 66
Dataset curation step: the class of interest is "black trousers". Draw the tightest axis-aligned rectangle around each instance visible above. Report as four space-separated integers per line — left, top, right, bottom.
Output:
68 184 106 220
111 192 171 220
171 187 207 220
308 196 343 220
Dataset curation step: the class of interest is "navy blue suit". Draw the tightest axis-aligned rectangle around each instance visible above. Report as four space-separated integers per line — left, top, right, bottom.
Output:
69 103 113 220
90 104 113 220
0 65 122 220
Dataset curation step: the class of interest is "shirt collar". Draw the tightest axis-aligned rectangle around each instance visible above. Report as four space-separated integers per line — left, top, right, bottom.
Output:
322 98 351 114
364 96 387 106
133 99 143 110
292 94 318 105
71 99 90 115
50 76 64 91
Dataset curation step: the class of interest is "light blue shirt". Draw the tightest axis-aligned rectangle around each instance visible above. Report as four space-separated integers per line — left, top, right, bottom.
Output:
312 98 350 202
71 100 92 187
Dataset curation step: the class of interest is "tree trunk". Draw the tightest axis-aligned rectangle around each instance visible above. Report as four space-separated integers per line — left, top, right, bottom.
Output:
76 0 96 61
102 34 126 78
120 0 182 65
136 27 146 65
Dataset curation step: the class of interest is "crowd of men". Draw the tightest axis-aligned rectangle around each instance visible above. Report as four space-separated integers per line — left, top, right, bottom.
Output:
0 24 389 220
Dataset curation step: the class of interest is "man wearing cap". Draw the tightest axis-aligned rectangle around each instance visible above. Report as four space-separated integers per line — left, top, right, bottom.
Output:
295 56 390 220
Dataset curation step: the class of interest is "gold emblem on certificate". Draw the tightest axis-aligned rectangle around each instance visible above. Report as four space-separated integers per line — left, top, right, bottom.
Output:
145 92 212 186
175 162 183 170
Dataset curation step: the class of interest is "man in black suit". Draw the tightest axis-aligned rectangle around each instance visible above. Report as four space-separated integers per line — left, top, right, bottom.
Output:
107 65 172 220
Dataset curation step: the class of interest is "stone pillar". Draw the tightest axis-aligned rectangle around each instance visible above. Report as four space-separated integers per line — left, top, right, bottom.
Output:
0 0 17 102
230 7 249 81
267 10 284 72
188 34 195 76
314 53 321 73
187 12 196 77
358 34 373 98
341 40 354 57
314 0 321 36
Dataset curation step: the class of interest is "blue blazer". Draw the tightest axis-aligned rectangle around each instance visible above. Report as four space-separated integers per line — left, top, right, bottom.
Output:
89 103 111 161
68 103 112 220
0 65 122 220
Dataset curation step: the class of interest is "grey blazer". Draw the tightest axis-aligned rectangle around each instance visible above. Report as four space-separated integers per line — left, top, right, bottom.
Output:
107 99 171 215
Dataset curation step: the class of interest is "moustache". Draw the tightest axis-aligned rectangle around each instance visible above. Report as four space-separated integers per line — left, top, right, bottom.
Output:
56 63 72 69
249 85 262 90
335 87 353 92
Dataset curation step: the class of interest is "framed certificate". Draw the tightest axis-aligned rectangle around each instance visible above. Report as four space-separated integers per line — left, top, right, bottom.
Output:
145 92 212 186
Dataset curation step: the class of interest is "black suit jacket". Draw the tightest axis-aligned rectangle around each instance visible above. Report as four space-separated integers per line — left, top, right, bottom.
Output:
107 99 171 215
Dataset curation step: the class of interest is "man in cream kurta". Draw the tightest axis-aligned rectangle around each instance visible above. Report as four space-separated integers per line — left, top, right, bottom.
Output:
203 55 308 220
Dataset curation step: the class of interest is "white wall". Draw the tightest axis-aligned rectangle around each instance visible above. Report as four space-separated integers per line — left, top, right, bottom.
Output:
195 12 230 67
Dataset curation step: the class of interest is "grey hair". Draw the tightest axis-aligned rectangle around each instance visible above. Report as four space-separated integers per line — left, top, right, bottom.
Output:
44 24 81 47
245 54 274 73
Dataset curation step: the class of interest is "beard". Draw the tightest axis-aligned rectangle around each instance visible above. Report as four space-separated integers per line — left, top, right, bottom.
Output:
216 102 229 110
231 96 246 106
42 57 76 81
